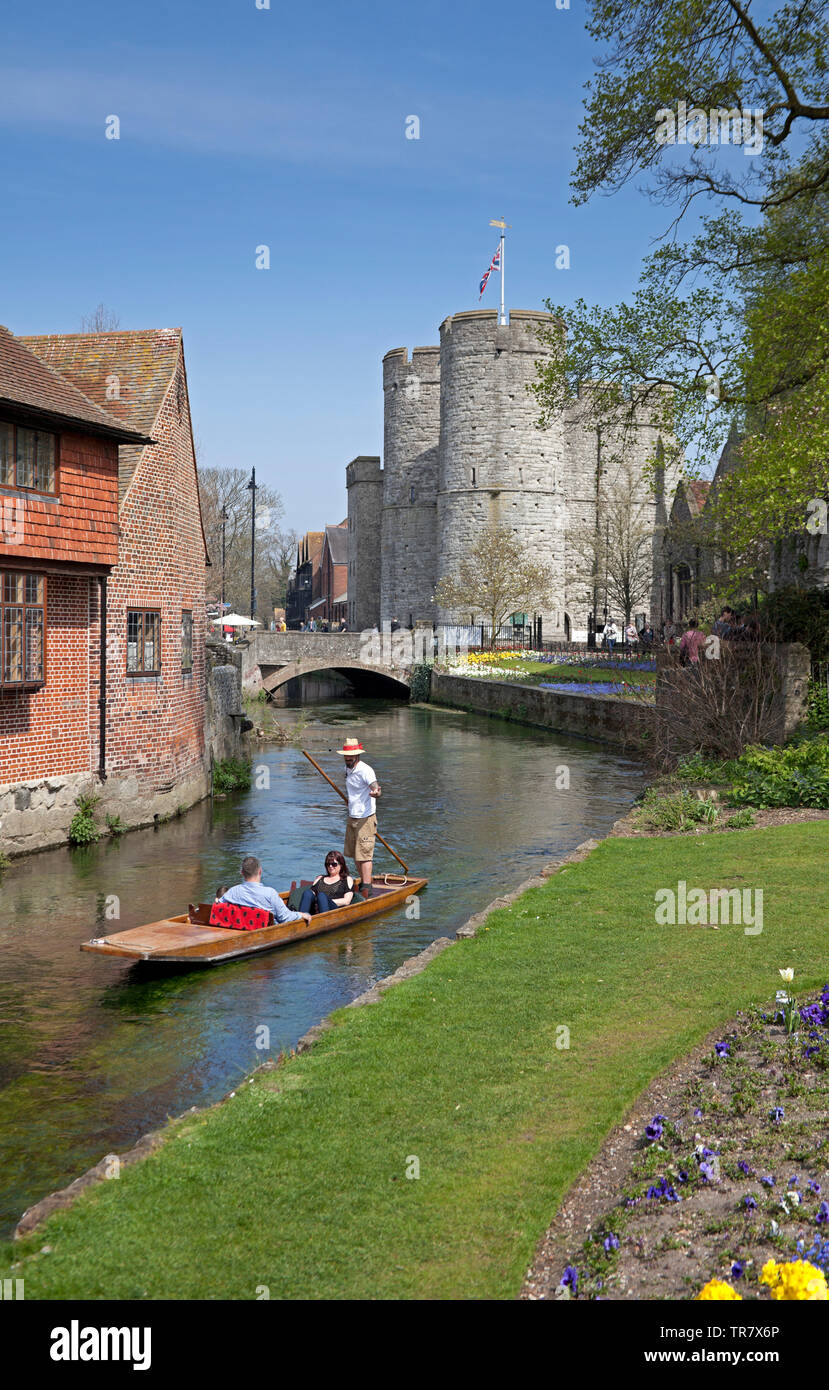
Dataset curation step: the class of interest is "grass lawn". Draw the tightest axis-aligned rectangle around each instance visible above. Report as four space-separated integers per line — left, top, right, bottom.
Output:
458 659 657 689
4 822 828 1300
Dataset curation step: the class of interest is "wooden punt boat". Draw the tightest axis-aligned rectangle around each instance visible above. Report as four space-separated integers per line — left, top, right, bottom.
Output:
79 874 427 966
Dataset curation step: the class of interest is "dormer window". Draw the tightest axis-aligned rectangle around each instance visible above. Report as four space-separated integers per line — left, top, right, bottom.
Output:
0 421 57 494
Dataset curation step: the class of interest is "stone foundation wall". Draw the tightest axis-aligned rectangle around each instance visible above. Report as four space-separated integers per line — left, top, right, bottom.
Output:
430 671 648 746
0 766 210 859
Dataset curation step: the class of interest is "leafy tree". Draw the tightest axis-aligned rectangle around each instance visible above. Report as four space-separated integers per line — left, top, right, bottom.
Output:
533 1 829 587
198 466 294 619
433 523 554 645
567 461 658 623
572 0 829 217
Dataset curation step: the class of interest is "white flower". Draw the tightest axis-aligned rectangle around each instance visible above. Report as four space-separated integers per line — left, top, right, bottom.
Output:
778 968 794 983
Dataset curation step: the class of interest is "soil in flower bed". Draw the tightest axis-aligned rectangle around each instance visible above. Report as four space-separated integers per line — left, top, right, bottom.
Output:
522 993 829 1300
613 804 829 838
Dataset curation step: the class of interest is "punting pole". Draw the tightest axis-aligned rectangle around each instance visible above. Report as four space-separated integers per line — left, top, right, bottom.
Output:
300 749 409 874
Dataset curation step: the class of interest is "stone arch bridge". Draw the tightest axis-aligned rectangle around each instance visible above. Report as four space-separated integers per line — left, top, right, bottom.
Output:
242 631 415 700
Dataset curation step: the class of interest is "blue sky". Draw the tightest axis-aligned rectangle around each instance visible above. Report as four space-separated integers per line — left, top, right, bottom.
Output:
0 0 700 534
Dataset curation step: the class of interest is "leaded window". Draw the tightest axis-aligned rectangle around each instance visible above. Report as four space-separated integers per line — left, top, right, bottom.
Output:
1 571 45 684
0 421 57 493
181 611 193 672
126 609 161 674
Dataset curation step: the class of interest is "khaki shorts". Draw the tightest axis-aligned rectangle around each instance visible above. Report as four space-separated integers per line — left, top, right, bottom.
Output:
345 814 377 862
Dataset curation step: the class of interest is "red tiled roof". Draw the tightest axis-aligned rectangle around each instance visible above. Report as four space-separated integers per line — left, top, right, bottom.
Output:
687 479 711 511
20 328 183 504
0 325 149 444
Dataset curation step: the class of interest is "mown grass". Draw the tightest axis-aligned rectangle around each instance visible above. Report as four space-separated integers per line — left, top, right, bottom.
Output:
461 659 658 688
3 822 827 1300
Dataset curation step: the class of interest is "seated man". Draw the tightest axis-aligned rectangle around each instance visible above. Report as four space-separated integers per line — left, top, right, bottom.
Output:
219 855 311 925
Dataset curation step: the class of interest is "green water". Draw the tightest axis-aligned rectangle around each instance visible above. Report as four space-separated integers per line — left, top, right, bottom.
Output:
0 700 643 1236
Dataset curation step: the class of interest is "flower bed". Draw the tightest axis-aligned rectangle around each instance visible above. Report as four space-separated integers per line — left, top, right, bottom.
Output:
530 975 829 1301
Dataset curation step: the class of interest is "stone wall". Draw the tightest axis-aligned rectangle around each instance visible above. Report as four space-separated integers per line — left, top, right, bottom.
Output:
205 638 248 765
348 307 681 642
435 310 567 634
0 766 210 859
380 346 441 627
345 455 383 631
430 671 648 747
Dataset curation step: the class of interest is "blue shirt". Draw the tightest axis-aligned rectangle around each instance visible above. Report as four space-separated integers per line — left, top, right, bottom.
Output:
220 881 302 924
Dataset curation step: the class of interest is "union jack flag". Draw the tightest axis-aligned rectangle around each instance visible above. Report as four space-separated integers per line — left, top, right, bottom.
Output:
479 244 501 299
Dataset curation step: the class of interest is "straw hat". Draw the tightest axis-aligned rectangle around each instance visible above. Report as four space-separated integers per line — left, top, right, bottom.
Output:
336 738 365 756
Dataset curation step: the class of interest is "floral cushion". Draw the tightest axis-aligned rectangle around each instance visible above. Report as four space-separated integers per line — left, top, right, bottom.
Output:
208 902 270 932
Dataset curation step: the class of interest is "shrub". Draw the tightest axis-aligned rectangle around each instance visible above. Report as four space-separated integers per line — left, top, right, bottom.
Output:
759 587 829 664
645 643 787 768
729 736 829 808
675 752 737 785
806 676 829 732
105 813 125 837
725 809 756 828
213 758 253 794
409 662 433 703
634 788 720 832
68 792 100 846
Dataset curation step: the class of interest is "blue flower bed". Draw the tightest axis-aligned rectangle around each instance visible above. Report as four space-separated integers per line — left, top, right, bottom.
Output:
539 681 635 696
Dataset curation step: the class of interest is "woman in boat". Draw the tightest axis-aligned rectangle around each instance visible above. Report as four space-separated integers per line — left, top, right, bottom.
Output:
298 851 356 915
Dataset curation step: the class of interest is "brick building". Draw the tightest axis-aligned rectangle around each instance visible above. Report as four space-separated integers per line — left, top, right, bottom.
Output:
0 325 211 856
309 522 348 626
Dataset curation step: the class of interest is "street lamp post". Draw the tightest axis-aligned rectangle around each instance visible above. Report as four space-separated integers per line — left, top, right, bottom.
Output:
218 500 228 608
247 468 257 620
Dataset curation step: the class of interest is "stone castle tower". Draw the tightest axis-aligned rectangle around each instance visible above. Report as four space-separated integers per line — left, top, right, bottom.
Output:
347 308 678 637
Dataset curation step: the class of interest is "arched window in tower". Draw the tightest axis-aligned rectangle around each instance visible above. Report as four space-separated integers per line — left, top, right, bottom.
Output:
676 564 694 617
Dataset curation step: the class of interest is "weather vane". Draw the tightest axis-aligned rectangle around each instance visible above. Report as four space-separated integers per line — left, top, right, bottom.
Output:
479 218 511 324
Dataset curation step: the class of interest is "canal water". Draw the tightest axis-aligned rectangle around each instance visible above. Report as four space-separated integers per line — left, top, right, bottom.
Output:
0 700 643 1236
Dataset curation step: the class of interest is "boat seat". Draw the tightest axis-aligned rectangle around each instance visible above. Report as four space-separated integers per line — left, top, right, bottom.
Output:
188 902 275 930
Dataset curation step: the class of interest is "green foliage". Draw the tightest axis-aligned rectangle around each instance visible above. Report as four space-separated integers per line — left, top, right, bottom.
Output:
725 809 756 829
759 589 829 665
68 793 100 846
806 678 829 732
678 735 829 808
409 662 433 703
0 850 9 876
729 736 829 808
532 2 829 588
675 753 737 785
634 787 720 832
104 813 124 837
212 758 252 794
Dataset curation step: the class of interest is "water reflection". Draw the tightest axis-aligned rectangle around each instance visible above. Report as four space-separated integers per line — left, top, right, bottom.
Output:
0 700 643 1233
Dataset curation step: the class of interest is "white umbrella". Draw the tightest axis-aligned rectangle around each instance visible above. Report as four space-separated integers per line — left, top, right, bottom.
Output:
211 613 262 627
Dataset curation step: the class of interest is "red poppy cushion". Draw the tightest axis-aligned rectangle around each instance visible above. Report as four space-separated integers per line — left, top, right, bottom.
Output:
209 902 269 932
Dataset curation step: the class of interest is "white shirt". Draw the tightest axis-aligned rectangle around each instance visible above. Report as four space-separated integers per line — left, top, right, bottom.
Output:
345 760 376 818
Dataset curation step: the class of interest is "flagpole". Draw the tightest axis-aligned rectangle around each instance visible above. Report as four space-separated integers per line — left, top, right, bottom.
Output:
500 228 506 325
